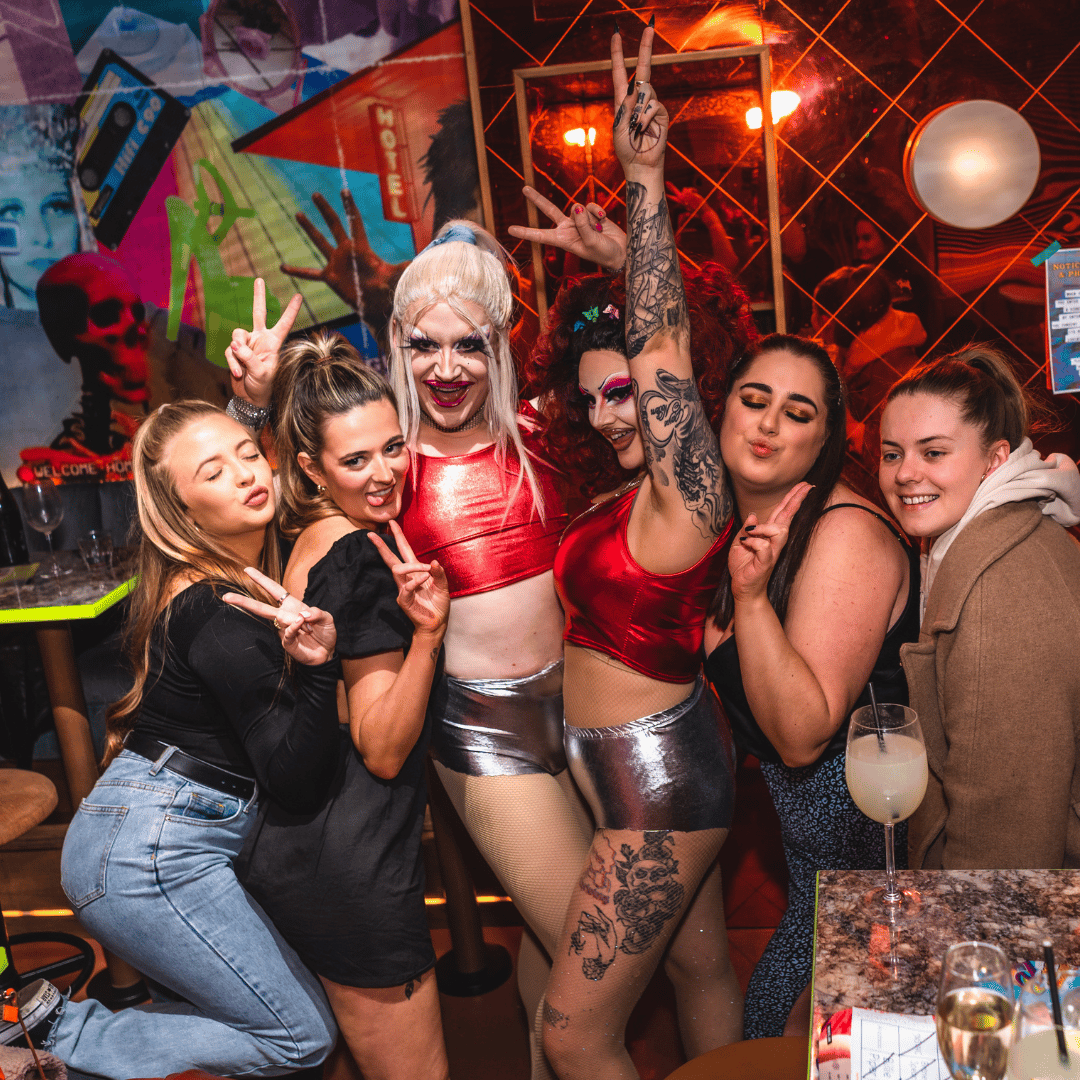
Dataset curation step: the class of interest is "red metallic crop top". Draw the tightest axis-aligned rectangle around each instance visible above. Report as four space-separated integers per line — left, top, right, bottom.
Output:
399 424 568 598
554 483 731 683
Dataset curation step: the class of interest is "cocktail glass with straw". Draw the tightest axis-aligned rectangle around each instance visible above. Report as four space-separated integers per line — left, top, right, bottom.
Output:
845 695 927 919
1008 943 1080 1080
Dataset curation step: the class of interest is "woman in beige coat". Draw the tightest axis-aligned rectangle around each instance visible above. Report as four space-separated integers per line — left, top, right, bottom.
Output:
878 345 1080 869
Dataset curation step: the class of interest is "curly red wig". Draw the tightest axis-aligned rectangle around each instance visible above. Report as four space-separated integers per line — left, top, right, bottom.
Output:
522 262 759 498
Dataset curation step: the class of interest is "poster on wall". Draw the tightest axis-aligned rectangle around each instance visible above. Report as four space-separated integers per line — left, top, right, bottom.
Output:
1046 246 1080 395
0 0 476 485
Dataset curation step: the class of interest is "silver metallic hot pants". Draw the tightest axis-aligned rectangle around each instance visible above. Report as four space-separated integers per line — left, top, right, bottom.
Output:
431 659 567 776
564 676 736 832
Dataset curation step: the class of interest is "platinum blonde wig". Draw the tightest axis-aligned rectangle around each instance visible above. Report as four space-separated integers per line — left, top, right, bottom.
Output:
389 219 544 518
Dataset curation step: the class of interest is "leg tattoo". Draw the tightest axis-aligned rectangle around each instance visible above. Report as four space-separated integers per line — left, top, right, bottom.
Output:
543 998 570 1030
569 831 686 980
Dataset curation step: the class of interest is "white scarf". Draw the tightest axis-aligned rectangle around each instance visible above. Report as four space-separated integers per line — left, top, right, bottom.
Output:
922 438 1080 619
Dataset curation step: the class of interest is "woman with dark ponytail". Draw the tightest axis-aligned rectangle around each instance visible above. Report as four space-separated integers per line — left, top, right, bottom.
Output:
701 333 920 1039
236 331 452 1080
879 344 1080 870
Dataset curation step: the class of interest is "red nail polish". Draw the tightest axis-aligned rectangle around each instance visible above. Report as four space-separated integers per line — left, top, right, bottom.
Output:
573 205 583 214
597 208 606 218
595 224 603 232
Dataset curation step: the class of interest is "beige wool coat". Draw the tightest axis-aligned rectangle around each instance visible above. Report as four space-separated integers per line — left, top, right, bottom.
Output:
903 500 1080 870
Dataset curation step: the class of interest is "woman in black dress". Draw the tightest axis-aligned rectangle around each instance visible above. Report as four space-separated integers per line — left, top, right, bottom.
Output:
236 331 451 1080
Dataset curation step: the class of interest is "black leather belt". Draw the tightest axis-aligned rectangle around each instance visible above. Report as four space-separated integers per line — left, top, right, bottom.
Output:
124 731 256 801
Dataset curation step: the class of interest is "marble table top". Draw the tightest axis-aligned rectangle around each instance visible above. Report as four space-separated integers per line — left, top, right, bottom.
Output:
0 552 136 623
813 868 1080 1022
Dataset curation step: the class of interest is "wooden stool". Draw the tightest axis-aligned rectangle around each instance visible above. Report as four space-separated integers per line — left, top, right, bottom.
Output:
0 769 57 845
0 768 95 994
665 1037 808 1079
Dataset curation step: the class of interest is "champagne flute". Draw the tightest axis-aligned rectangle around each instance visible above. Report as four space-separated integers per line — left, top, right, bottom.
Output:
21 479 68 578
845 703 927 917
937 942 1013 1080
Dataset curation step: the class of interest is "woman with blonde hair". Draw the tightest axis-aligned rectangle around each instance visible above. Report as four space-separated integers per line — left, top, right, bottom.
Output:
387 220 594 1079
20 401 343 1076
235 330 453 1080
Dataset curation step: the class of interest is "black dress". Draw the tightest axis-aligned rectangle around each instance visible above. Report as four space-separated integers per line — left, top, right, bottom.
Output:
236 530 437 988
703 504 921 1039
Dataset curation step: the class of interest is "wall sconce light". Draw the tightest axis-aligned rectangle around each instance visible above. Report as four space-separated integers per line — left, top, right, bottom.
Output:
903 100 1040 229
745 90 800 130
564 127 596 147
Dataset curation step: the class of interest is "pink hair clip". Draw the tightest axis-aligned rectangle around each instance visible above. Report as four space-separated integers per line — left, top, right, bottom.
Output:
602 304 620 320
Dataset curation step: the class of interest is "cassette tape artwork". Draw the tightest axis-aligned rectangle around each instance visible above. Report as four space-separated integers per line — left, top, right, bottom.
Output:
75 50 190 249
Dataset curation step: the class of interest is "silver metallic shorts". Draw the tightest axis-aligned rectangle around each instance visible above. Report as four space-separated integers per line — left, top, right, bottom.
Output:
431 659 567 776
564 677 736 832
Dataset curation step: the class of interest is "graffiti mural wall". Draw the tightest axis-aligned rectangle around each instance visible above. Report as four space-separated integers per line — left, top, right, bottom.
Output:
0 0 474 484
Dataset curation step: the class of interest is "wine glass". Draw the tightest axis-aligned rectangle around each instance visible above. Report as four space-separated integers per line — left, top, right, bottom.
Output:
21 479 68 578
845 703 927 917
937 942 1013 1080
1009 980 1080 1079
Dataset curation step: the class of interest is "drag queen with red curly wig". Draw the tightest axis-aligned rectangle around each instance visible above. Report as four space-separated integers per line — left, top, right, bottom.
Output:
522 27 758 1078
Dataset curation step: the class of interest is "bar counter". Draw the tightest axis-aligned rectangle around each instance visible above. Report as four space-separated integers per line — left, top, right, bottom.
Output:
813 868 1080 1023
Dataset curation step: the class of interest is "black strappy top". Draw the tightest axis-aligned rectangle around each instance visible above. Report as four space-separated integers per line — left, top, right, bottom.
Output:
702 503 921 765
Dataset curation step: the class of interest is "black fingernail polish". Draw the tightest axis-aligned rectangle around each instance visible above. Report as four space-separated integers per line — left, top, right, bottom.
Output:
613 17 622 36
745 524 756 531
648 12 656 27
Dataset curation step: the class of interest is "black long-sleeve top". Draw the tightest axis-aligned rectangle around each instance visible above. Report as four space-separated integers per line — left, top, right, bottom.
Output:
132 581 340 813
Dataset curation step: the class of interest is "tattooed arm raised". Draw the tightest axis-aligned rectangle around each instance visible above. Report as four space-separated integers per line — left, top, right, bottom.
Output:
610 26 733 562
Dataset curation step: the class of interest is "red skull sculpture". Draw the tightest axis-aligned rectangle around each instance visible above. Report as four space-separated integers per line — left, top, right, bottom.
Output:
37 253 149 404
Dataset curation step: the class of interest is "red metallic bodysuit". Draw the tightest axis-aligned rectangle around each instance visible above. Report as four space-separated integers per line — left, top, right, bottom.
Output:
554 481 731 682
399 423 568 598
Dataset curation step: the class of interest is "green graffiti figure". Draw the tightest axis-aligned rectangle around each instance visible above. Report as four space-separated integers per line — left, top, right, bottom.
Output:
166 158 281 368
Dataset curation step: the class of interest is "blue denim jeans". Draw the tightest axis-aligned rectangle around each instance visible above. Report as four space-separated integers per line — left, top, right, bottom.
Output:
53 749 337 1078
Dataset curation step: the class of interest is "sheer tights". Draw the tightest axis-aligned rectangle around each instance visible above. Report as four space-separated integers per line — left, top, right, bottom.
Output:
542 828 741 1080
433 764 595 1080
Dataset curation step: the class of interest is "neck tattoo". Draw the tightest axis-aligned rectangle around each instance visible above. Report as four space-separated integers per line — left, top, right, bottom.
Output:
419 408 486 433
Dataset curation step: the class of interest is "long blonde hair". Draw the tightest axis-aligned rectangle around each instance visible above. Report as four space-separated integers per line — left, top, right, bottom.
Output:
103 401 282 767
389 219 544 519
273 330 398 538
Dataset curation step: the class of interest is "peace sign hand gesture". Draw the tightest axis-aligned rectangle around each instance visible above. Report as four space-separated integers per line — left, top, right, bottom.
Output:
226 278 303 409
611 22 668 174
367 520 450 639
223 566 337 666
728 482 813 605
508 186 627 273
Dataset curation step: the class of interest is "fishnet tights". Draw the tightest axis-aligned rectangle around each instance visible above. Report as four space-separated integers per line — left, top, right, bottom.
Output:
542 827 741 1080
433 764 594 1080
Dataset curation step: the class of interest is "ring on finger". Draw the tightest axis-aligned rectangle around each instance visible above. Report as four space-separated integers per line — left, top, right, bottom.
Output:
273 617 284 630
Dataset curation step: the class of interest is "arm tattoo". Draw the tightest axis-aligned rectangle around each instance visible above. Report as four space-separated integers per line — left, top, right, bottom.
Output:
568 831 686 982
624 181 688 360
635 371 733 537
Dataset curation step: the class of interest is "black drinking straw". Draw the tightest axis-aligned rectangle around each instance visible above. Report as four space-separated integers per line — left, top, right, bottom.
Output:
868 682 887 752
1043 940 1070 1067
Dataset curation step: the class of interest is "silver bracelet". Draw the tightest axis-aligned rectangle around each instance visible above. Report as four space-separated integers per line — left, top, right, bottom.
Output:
226 395 270 430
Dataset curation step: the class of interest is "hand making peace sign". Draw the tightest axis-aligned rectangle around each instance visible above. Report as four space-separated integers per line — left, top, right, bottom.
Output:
728 482 814 605
367 520 450 638
223 566 337 665
610 21 668 172
225 278 303 409
508 185 628 273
